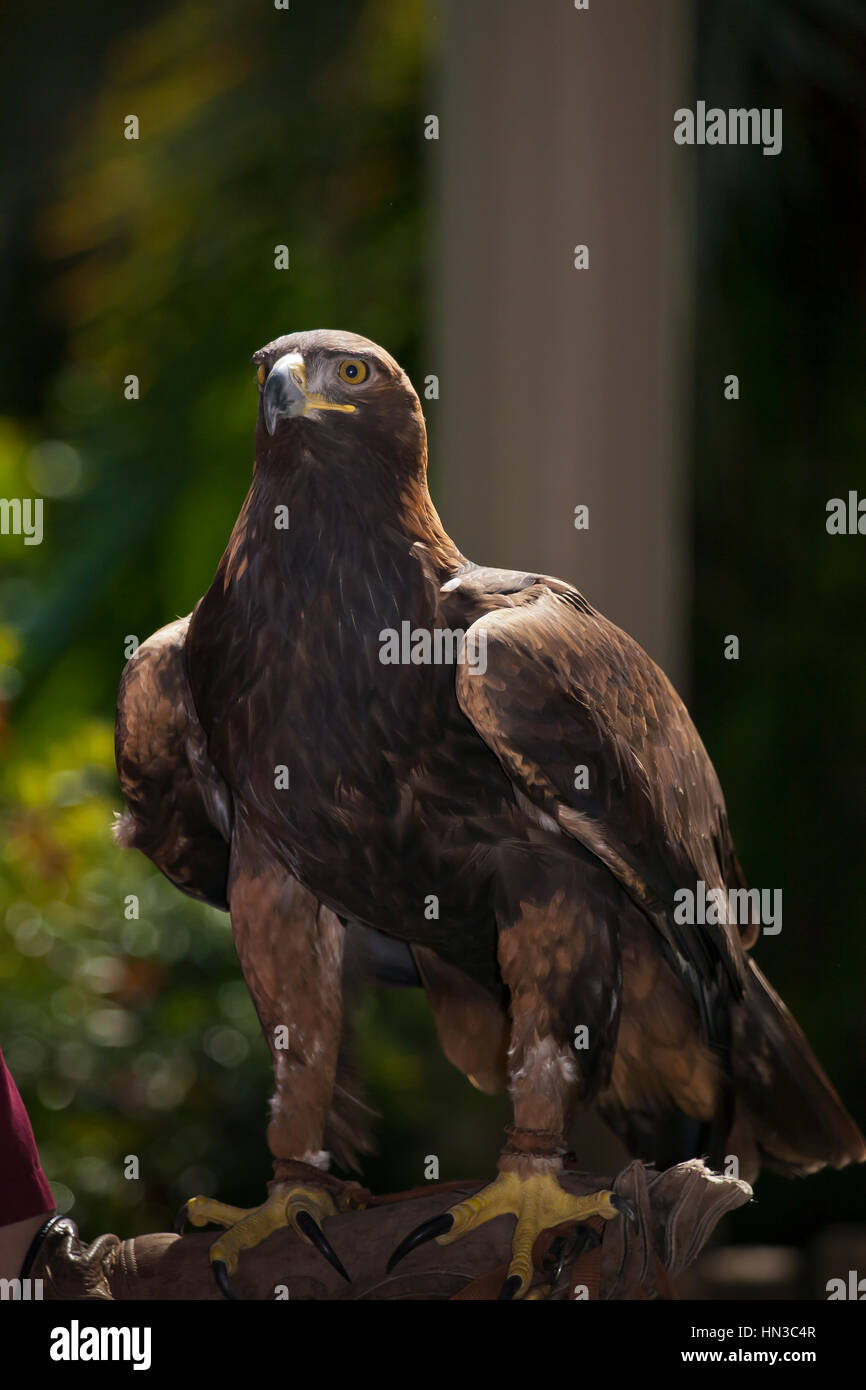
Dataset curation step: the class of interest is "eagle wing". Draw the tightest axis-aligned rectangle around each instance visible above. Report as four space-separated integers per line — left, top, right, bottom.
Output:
455 577 749 1040
114 617 232 908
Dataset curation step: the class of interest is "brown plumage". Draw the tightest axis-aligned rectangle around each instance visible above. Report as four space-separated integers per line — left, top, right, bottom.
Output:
115 329 864 1293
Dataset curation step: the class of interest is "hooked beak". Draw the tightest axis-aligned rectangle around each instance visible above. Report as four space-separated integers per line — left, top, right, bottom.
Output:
261 351 358 435
262 353 307 435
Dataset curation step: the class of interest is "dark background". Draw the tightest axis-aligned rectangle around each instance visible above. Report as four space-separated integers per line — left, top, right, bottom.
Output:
0 0 863 1278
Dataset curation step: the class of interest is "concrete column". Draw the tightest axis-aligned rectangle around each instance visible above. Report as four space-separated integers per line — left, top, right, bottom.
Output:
433 0 692 687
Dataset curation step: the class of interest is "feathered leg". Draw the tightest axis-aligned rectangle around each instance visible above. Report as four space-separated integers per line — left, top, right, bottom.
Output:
390 849 634 1298
176 824 357 1297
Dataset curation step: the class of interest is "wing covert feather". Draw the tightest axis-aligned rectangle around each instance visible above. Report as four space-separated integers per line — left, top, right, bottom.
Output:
115 617 231 908
456 584 747 1010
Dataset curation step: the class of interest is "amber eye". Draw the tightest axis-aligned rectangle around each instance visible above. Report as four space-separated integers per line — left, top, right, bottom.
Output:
338 359 369 384
257 363 267 387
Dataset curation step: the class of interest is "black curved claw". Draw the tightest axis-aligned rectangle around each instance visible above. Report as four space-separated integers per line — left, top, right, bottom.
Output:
386 1211 455 1273
611 1194 639 1231
546 1226 600 1281
211 1259 237 1300
498 1274 522 1300
173 1204 190 1236
295 1209 350 1282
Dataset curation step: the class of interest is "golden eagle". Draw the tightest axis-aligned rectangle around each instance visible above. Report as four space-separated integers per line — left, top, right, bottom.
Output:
115 330 864 1299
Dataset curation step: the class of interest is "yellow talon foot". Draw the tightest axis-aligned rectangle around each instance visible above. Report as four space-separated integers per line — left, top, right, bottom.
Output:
175 1186 349 1297
389 1169 634 1300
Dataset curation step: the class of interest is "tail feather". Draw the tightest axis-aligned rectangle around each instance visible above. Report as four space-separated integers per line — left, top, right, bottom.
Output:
732 961 866 1178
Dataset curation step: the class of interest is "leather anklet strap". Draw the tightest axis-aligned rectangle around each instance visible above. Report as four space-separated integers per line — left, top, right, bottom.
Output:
502 1125 565 1158
269 1159 372 1209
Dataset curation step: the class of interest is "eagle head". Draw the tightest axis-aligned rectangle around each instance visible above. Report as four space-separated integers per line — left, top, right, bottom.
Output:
251 329 426 471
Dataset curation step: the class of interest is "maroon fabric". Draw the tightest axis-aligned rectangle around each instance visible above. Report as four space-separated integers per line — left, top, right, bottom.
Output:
0 1046 54 1225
